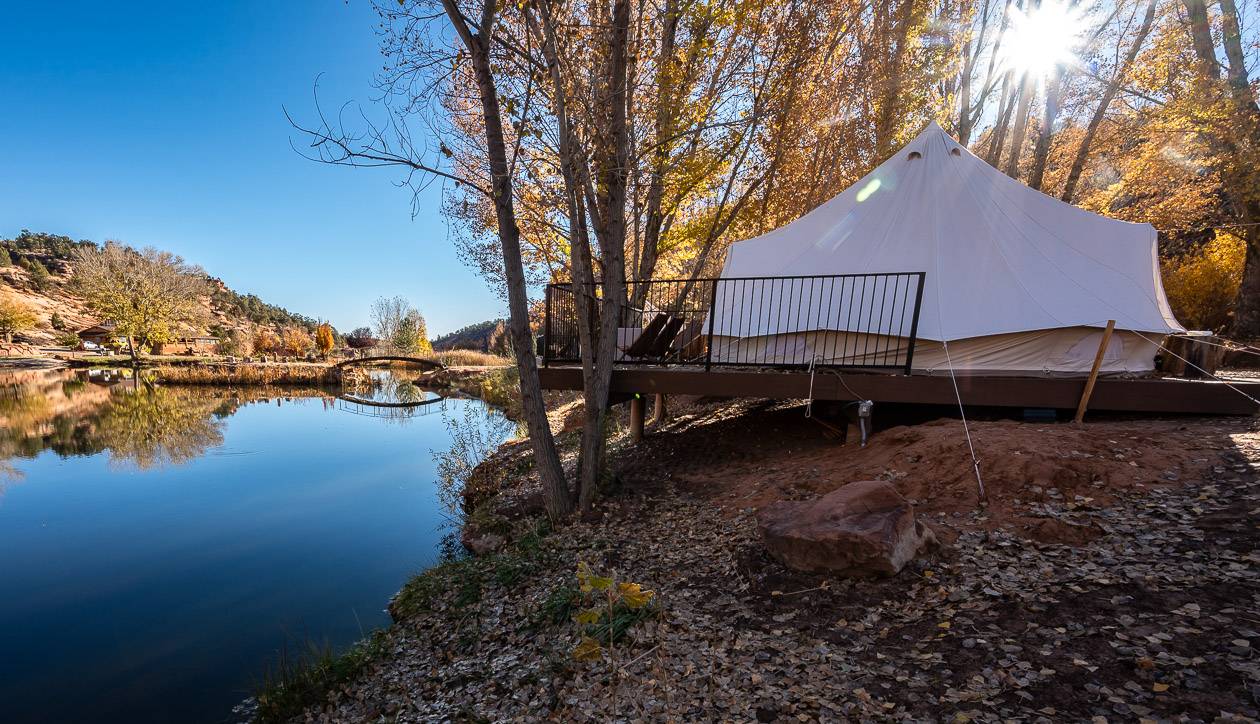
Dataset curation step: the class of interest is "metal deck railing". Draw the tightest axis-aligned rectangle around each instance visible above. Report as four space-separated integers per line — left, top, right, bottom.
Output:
543 273 926 375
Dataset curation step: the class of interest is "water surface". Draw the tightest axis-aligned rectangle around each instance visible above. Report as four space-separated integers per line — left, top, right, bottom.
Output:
0 368 509 723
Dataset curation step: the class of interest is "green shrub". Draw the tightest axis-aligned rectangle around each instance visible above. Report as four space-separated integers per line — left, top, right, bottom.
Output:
567 562 658 662
21 258 52 291
478 367 521 417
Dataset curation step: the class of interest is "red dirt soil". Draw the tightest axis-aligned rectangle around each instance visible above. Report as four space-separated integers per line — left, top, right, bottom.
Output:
613 398 1251 544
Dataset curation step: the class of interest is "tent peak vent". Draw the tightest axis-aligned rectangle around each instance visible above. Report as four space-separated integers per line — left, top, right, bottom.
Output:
908 151 922 160
950 148 962 157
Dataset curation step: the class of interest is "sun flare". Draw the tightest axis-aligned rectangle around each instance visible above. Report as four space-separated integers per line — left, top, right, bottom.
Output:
1000 0 1088 79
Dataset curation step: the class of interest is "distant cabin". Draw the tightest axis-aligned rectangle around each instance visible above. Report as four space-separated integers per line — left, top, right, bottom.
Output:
78 322 123 348
78 321 219 355
153 336 219 356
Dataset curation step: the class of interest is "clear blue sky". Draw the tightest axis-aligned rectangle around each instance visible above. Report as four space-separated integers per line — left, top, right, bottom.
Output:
0 1 503 336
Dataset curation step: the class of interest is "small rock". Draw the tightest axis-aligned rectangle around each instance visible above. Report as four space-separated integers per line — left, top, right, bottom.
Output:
462 531 506 556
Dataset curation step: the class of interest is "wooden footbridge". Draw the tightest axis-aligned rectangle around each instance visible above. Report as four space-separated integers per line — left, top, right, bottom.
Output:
334 355 444 371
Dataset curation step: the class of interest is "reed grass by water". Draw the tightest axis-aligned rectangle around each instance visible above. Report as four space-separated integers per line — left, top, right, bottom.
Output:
153 363 339 386
431 349 512 367
251 631 389 724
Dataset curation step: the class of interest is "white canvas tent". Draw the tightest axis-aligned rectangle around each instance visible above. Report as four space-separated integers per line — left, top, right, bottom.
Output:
710 122 1184 375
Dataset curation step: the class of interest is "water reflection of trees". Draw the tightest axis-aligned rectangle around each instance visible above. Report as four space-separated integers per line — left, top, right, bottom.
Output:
91 386 226 469
0 370 269 474
1 369 112 464
2 368 512 509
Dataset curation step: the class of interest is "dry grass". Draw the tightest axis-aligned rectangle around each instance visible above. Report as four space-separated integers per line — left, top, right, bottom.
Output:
71 353 224 365
432 349 513 367
154 363 338 386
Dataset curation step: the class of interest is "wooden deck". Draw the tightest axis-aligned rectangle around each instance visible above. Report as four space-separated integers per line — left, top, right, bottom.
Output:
538 366 1260 416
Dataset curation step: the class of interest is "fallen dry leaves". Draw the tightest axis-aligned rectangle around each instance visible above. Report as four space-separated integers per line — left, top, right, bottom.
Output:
298 412 1260 723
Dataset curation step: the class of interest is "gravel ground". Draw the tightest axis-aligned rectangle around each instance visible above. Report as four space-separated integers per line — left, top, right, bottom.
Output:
302 413 1260 723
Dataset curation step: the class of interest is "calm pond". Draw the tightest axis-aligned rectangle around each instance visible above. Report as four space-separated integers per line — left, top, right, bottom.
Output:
0 367 511 723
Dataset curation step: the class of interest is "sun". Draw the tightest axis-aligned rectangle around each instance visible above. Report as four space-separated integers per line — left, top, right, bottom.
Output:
999 0 1088 80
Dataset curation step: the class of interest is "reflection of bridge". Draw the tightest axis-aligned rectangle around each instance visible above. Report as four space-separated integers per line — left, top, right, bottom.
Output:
334 393 445 409
336 395 448 419
334 356 444 371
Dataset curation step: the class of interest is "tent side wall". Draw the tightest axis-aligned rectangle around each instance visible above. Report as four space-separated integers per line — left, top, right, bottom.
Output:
710 326 1160 375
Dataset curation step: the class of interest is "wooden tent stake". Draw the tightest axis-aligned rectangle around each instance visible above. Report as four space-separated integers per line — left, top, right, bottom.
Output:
1074 319 1116 424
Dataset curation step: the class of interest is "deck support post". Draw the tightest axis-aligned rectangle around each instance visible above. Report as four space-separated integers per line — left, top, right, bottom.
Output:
653 393 666 424
1074 319 1116 424
630 395 645 442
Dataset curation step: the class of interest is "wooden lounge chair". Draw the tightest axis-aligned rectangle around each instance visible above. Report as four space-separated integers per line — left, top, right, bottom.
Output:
623 313 671 358
672 317 707 361
646 315 685 359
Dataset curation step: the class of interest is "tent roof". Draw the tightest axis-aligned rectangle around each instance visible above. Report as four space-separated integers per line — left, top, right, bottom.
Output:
719 122 1183 341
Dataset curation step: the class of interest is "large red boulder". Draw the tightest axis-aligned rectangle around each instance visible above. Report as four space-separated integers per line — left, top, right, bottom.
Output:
756 480 936 576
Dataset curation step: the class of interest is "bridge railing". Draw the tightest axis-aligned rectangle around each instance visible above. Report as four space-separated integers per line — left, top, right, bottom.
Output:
334 355 443 370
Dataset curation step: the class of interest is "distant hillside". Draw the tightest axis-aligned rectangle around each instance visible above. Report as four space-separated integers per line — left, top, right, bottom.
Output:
0 230 319 346
432 319 510 355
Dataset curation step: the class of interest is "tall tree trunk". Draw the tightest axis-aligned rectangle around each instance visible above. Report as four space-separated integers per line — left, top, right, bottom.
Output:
568 0 632 514
966 0 1012 149
632 0 680 307
956 0 996 145
986 72 1016 165
1219 0 1257 112
874 0 922 161
1216 0 1260 336
527 0 625 515
1061 0 1157 202
567 208 601 513
443 0 571 520
1180 0 1260 337
957 37 975 144
1182 0 1218 79
529 2 597 516
1003 72 1035 178
1236 251 1260 336
674 152 766 306
1000 0 1039 177
1027 71 1061 191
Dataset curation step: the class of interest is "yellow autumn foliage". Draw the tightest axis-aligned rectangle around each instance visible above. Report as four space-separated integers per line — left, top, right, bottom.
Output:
570 561 658 662
572 635 603 662
315 323 335 358
617 581 655 609
0 292 39 342
1161 232 1245 332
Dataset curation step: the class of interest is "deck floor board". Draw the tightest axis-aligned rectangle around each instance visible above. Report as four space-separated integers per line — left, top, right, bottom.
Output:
538 366 1260 415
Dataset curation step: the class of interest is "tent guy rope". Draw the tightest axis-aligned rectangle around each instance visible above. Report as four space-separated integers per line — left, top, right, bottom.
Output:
1128 330 1260 407
940 336 987 501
